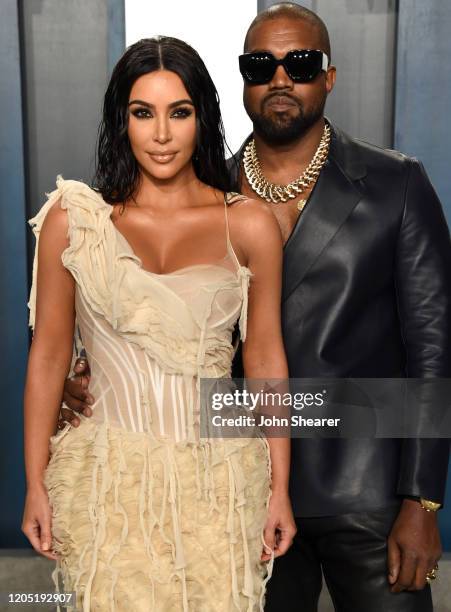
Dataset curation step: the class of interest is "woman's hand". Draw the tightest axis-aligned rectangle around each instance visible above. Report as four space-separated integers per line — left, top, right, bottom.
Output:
261 490 297 561
22 484 58 561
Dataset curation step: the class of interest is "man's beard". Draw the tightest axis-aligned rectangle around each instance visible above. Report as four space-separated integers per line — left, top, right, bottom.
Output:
246 93 326 146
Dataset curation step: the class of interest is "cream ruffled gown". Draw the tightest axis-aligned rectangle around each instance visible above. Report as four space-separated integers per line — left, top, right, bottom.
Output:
28 178 274 612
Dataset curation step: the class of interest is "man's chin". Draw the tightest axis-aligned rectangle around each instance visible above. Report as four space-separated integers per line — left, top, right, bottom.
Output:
253 109 325 146
254 119 302 146
255 129 302 146
262 108 298 124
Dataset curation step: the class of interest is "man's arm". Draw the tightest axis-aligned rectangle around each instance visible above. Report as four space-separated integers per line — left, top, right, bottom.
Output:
395 158 451 500
389 158 451 591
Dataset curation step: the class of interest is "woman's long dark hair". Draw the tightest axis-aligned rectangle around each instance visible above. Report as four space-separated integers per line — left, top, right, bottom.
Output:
94 37 233 203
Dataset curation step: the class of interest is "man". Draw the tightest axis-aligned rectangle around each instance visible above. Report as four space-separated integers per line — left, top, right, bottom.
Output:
60 4 450 611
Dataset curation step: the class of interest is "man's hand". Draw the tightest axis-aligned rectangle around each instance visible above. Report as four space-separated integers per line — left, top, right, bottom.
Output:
58 357 94 428
388 498 442 592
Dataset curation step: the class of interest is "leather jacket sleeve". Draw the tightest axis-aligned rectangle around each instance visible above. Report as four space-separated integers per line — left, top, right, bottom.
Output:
226 154 241 192
394 159 451 503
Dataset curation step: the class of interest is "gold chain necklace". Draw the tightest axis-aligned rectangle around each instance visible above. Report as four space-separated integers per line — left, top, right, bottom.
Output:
243 123 331 209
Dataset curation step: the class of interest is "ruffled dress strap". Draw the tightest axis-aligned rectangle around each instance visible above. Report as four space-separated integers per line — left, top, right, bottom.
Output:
27 175 117 331
224 192 253 342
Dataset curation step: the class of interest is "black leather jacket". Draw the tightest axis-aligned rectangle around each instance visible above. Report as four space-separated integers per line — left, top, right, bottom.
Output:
229 121 451 517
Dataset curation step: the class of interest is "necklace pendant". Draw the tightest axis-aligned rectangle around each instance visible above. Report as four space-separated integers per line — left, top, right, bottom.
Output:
297 199 307 212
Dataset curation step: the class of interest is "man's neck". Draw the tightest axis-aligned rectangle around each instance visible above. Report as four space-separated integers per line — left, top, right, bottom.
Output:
252 116 326 183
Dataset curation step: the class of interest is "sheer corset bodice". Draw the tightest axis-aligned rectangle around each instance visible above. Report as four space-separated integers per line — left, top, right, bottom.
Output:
75 256 246 440
28 177 253 442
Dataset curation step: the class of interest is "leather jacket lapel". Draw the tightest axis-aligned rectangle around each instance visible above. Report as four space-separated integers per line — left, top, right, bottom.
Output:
282 155 364 302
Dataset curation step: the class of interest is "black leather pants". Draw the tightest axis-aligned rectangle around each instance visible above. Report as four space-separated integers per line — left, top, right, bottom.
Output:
264 505 433 612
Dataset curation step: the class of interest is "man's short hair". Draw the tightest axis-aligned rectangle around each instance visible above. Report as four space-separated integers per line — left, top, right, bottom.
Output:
244 2 331 61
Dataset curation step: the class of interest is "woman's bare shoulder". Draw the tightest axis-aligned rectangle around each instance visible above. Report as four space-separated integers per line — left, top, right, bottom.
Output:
39 197 69 242
227 194 280 239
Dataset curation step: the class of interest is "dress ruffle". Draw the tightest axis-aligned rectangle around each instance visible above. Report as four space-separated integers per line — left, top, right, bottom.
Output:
45 419 274 612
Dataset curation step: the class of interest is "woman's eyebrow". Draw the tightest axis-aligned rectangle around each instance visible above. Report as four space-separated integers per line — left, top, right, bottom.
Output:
128 99 194 108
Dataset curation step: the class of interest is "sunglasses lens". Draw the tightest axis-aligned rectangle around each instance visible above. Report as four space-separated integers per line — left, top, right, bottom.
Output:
239 53 275 84
285 50 324 82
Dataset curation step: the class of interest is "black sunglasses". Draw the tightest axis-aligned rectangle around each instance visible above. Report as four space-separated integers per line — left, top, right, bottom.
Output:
239 49 329 85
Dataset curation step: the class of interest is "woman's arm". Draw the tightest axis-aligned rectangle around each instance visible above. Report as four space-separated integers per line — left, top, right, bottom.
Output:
231 199 296 561
22 200 75 558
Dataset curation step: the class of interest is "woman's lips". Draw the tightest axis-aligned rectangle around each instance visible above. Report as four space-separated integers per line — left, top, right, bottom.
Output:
147 152 177 163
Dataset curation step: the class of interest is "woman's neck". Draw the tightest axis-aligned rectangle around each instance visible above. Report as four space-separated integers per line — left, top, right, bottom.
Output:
131 164 205 211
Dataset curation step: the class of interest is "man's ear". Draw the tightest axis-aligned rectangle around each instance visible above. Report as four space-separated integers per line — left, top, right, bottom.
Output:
325 66 336 95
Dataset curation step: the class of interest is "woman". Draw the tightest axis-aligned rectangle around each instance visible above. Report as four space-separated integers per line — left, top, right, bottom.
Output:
22 37 295 611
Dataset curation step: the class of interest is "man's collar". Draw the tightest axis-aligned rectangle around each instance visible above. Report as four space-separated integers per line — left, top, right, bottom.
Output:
327 119 367 181
233 117 367 183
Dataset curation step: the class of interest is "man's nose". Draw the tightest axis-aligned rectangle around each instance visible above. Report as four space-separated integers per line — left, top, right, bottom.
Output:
269 64 293 89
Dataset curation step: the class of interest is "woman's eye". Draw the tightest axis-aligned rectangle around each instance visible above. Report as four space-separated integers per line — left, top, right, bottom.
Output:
171 107 193 119
131 108 152 119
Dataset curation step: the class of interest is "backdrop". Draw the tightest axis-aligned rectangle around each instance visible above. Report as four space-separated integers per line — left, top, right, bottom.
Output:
1 0 450 550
